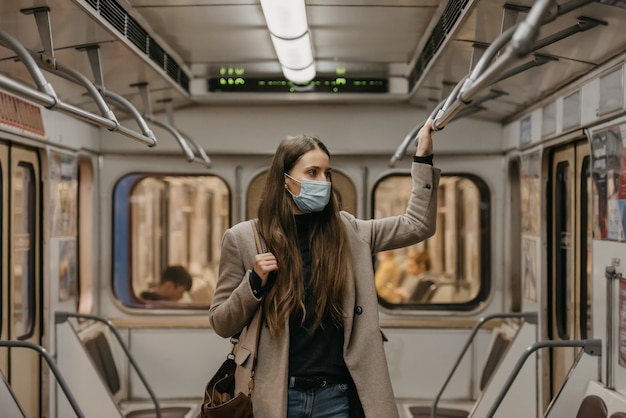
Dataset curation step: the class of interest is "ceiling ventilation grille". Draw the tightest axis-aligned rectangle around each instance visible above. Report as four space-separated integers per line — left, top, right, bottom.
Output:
408 0 471 91
83 0 189 92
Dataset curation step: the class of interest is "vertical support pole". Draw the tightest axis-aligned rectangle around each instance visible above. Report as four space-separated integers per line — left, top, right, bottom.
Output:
605 262 621 390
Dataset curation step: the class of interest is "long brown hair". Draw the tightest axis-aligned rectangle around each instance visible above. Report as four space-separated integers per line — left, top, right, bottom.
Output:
257 135 351 336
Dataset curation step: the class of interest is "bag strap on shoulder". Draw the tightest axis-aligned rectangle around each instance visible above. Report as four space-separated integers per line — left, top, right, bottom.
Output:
250 219 266 253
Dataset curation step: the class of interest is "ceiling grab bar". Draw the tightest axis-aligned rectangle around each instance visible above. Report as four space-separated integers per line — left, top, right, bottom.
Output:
0 30 155 146
390 0 560 165
0 30 57 102
433 0 567 131
160 98 212 168
25 7 159 147
432 25 519 131
102 91 157 146
26 51 119 126
133 82 196 162
388 93 448 167
394 0 597 161
22 6 115 124
79 45 157 146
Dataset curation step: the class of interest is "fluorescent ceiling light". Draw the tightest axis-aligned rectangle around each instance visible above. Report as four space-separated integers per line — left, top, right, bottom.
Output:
282 63 316 85
270 33 313 71
260 0 308 39
260 0 316 84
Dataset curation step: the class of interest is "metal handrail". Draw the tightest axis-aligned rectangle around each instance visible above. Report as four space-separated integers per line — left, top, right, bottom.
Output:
433 0 597 131
134 83 210 166
27 53 119 126
431 312 537 418
161 99 212 168
390 0 597 165
0 30 56 99
484 338 601 417
0 30 156 146
99 90 157 146
0 340 85 418
55 312 162 418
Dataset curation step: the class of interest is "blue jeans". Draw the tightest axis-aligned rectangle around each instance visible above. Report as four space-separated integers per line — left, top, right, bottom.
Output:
287 383 350 418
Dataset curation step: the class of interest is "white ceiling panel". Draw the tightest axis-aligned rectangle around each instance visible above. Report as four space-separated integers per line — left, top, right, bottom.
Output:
0 0 623 121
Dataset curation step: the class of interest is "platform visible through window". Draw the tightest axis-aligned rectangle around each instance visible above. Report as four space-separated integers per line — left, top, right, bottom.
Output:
373 174 489 310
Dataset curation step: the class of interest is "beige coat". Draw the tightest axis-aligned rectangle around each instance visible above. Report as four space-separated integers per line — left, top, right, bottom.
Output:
209 162 440 418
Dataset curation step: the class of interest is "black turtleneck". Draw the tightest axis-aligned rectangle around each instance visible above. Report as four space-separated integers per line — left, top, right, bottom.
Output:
288 213 349 382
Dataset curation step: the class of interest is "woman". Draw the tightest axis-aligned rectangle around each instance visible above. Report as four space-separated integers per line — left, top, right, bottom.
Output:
209 119 439 418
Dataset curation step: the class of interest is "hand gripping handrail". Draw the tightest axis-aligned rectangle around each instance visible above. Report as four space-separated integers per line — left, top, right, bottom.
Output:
389 93 451 167
390 0 596 165
0 339 85 418
432 0 597 131
55 312 162 418
484 338 601 418
0 30 155 146
430 312 538 418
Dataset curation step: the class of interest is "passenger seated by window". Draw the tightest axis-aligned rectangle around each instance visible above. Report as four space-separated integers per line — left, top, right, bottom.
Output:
140 265 192 302
396 250 431 302
375 250 404 303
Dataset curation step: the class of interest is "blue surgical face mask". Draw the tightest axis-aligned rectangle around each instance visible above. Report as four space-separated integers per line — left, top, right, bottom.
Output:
284 173 331 213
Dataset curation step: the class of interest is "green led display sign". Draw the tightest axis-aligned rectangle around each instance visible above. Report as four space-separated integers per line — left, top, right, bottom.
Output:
208 76 387 93
209 75 389 93
210 66 387 93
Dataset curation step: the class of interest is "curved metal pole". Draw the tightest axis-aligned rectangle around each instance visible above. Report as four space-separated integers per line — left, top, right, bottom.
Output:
510 0 554 57
53 62 118 125
389 99 445 167
432 76 470 131
149 118 195 161
161 99 212 167
0 30 155 146
184 136 212 167
431 312 537 418
389 123 422 167
55 312 162 418
485 339 601 418
433 0 556 131
0 30 57 99
0 340 85 418
102 90 157 146
467 25 518 87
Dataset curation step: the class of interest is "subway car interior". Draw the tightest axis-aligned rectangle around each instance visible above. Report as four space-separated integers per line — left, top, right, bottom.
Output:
1 0 626 416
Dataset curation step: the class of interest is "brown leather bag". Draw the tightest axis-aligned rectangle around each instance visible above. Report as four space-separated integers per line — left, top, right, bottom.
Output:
198 356 253 418
198 220 265 418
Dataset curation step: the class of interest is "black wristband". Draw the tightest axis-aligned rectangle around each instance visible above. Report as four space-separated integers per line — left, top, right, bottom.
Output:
413 154 433 166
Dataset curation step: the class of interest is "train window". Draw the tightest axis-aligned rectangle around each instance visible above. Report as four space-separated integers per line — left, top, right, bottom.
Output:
13 163 36 337
373 174 489 310
113 174 230 309
246 169 357 219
